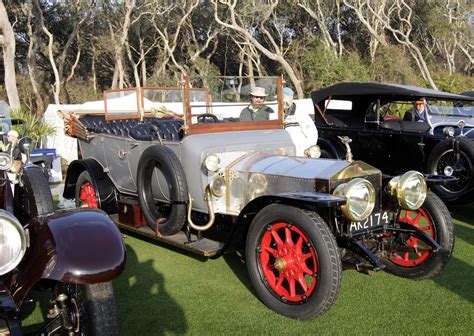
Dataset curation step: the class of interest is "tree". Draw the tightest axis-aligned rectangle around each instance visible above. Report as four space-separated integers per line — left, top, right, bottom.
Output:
212 0 305 98
0 0 20 107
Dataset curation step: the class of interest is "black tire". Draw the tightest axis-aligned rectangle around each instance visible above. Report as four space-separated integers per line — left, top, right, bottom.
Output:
14 165 54 221
427 137 474 203
137 145 188 236
246 204 341 320
320 148 335 159
53 282 118 335
382 191 455 280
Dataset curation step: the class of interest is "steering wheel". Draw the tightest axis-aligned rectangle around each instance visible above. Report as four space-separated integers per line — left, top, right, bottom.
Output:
197 114 219 124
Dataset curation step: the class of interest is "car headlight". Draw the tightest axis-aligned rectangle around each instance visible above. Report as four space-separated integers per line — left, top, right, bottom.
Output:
333 178 376 222
0 152 12 171
0 210 28 275
304 145 321 158
209 175 226 197
387 171 427 210
443 127 455 137
248 173 268 199
204 154 220 172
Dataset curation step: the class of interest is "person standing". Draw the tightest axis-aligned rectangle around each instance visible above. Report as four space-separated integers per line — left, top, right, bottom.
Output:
6 129 21 161
282 87 318 157
239 87 275 121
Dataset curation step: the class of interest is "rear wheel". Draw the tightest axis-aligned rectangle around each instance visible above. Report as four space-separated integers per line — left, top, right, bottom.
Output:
246 204 341 320
75 171 99 208
382 191 455 279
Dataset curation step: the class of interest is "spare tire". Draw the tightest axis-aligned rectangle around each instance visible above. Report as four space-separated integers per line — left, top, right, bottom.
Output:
137 145 188 236
427 137 474 203
14 165 55 222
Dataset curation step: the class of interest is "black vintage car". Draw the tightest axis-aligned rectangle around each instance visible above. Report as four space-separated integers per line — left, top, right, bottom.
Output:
312 82 474 204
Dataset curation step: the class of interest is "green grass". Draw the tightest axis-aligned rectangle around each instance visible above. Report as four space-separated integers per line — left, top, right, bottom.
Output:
23 204 474 335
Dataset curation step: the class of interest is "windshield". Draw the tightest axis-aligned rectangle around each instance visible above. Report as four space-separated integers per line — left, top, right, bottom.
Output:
426 100 474 126
103 76 284 136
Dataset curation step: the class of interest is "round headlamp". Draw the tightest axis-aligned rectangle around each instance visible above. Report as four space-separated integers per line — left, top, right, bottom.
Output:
388 171 427 210
210 176 226 197
442 127 455 137
0 152 12 171
304 145 321 158
204 154 220 172
0 210 28 275
248 173 268 199
333 178 376 222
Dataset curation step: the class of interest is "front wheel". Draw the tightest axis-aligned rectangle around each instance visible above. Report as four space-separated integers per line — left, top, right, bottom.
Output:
382 191 455 279
46 282 118 335
246 204 341 320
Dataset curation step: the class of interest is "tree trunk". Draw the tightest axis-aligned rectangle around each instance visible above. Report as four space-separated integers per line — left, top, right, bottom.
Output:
0 0 21 108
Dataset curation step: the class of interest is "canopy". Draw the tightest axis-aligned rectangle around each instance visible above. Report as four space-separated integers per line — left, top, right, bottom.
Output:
311 82 474 105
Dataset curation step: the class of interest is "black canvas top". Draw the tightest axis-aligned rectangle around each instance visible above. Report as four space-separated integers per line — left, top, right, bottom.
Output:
311 82 474 104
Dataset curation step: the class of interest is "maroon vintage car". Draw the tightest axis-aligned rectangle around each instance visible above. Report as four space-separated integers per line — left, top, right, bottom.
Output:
0 103 126 335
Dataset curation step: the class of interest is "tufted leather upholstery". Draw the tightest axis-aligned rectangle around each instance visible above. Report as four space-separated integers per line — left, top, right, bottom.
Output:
79 116 183 141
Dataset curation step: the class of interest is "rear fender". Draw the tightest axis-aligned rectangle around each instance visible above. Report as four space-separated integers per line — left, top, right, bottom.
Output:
8 208 126 305
63 159 117 213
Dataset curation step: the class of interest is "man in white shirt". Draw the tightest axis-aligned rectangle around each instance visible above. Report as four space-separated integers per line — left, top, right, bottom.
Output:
283 87 318 157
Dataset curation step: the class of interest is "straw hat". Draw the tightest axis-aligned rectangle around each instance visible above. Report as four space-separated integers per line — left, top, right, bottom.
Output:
249 87 268 97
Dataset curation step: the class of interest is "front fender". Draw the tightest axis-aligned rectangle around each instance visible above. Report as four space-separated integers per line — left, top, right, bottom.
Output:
234 192 346 228
9 208 126 304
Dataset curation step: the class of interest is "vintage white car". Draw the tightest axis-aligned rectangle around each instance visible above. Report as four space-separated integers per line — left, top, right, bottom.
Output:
62 76 454 320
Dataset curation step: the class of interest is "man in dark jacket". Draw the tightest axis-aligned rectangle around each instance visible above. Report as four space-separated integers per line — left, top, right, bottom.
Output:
404 99 429 122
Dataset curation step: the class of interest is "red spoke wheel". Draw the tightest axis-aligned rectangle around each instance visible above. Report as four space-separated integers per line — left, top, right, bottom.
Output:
383 191 455 280
75 171 99 208
259 222 318 302
389 208 435 267
246 204 341 320
79 182 99 208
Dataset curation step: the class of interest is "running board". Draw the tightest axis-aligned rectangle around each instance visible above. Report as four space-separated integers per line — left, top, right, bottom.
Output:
110 214 225 257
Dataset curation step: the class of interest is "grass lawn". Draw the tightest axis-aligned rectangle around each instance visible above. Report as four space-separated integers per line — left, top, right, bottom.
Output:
23 203 474 335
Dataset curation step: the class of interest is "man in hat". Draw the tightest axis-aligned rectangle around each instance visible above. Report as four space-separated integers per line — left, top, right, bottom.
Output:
282 87 318 157
239 86 274 121
404 98 429 122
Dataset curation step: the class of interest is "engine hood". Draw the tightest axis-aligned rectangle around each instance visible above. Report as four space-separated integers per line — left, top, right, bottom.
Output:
218 152 382 214
229 152 381 182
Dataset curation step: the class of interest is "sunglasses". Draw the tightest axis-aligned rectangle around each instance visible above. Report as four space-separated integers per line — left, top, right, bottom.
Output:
251 96 265 100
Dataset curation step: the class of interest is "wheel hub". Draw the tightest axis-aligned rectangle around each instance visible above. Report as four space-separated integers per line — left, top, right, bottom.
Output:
274 258 286 271
443 165 453 176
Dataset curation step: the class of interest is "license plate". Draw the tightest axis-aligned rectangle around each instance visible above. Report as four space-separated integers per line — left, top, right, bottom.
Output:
349 211 390 233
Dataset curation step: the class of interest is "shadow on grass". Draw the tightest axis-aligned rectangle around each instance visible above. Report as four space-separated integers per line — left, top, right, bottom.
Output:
223 251 255 295
453 221 474 246
449 203 474 227
114 243 188 335
432 255 474 304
